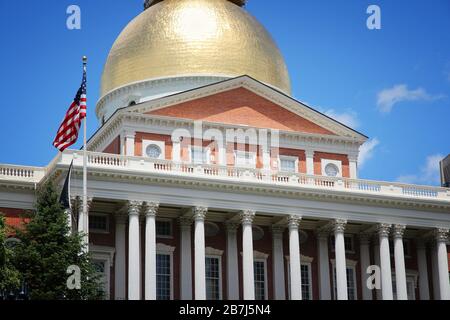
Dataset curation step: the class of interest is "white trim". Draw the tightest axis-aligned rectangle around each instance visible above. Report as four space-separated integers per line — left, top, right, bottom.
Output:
205 253 223 300
90 245 116 300
286 260 314 300
205 247 224 256
330 261 358 300
156 243 175 300
234 150 257 169
142 140 165 160
189 145 211 165
322 159 343 178
254 258 269 300
278 155 299 173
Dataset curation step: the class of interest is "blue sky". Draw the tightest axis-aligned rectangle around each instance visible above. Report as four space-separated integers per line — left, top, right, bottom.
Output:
0 0 449 186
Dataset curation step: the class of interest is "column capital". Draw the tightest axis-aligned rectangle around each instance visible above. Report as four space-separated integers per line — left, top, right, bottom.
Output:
123 129 136 138
271 224 285 235
332 219 347 234
377 223 392 237
434 228 449 242
348 153 359 162
128 200 143 216
240 210 255 225
359 232 372 245
144 202 159 217
179 216 193 227
225 221 240 232
305 149 315 158
193 206 207 221
288 215 302 230
392 225 406 239
76 196 93 211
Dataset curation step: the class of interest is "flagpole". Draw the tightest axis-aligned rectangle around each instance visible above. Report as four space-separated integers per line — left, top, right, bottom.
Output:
82 56 89 253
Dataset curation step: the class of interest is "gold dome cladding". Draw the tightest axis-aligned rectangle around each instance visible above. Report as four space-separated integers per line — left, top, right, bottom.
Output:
100 0 291 97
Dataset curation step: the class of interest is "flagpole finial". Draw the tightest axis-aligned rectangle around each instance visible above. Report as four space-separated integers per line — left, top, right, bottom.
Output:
82 56 87 64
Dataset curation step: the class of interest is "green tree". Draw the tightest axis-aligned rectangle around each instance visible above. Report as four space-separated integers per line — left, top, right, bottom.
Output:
13 180 103 300
0 214 21 294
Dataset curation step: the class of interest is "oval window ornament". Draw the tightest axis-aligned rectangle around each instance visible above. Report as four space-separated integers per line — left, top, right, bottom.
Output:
146 144 162 159
325 163 339 177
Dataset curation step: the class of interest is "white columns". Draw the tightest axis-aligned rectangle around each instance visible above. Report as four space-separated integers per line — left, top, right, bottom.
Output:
180 216 193 300
241 210 256 300
288 215 302 300
378 223 393 300
431 244 440 299
393 225 408 300
114 214 127 300
262 145 271 170
193 206 207 300
333 219 348 300
348 155 358 179
416 240 430 300
226 222 239 300
359 233 372 300
305 150 314 175
317 231 331 300
272 225 286 300
144 202 159 300
172 138 181 162
125 130 136 156
435 228 450 300
128 200 142 300
373 239 382 300
226 222 240 300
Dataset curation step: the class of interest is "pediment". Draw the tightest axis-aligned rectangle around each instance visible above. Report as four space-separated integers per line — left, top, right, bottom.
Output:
127 76 367 140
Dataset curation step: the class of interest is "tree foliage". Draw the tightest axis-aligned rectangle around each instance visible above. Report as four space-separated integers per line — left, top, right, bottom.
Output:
0 215 21 293
12 180 104 300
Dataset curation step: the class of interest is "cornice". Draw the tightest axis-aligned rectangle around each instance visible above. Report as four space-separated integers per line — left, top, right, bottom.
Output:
60 166 450 213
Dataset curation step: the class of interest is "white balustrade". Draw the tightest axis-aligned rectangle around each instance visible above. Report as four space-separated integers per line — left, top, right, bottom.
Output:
2 150 449 202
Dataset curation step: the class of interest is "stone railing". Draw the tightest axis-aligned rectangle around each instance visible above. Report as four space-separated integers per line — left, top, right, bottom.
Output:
2 150 450 201
60 151 450 201
0 164 46 183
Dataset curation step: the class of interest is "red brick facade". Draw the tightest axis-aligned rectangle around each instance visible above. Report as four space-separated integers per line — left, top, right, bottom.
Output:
148 88 336 135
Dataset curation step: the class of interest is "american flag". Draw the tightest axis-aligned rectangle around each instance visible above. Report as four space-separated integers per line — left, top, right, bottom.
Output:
53 67 87 152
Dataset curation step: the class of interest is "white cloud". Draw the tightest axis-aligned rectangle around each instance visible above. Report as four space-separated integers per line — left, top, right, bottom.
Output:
396 154 444 186
323 109 360 128
358 138 380 169
376 84 445 113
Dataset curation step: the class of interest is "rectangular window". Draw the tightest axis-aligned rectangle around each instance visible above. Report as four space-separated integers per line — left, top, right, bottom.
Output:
279 156 297 173
89 215 109 233
332 266 357 300
287 263 313 300
156 254 171 300
92 259 107 298
254 260 267 300
301 264 312 300
205 257 221 300
156 220 172 238
235 151 256 168
191 146 208 164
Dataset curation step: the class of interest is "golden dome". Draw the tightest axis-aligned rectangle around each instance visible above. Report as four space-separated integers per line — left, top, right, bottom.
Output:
100 0 291 98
